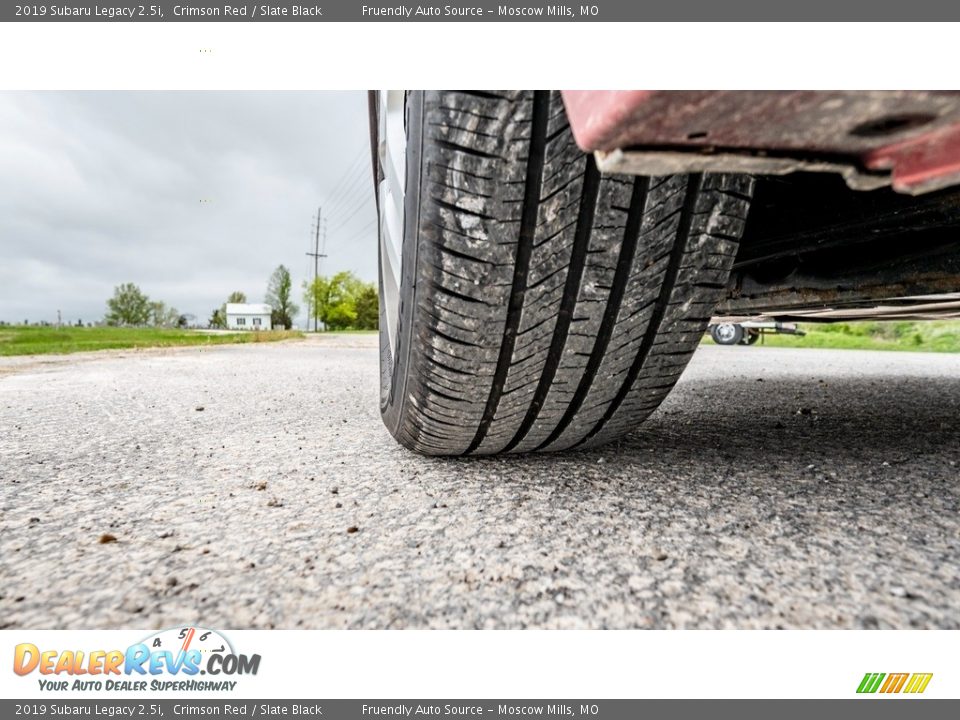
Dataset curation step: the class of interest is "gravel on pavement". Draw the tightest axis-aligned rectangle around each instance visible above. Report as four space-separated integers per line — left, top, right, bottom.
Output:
1 335 958 629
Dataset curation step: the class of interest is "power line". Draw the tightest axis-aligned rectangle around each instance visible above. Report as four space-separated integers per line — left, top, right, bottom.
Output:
325 154 366 201
323 165 373 220
327 195 375 237
337 217 377 247
325 146 366 190
327 182 375 226
321 149 368 210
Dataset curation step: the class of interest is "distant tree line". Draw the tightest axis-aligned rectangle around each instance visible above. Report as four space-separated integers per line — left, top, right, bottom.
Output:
105 283 186 327
99 265 374 331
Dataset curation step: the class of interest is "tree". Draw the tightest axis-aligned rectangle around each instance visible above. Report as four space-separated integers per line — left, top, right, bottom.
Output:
303 271 376 331
265 265 299 330
209 308 226 329
325 299 357 329
150 301 165 326
149 301 181 328
218 291 247 327
304 271 356 331
353 284 379 330
106 283 151 326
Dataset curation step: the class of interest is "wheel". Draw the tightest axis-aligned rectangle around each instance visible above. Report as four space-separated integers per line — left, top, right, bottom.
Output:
710 322 745 346
375 90 753 456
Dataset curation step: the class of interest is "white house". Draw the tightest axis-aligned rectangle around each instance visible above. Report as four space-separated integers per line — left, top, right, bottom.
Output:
225 303 272 331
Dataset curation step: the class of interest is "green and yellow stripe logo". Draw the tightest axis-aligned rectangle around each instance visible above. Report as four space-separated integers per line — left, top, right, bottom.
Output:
857 672 933 694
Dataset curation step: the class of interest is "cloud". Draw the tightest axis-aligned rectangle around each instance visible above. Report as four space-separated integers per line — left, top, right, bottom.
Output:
0 91 377 325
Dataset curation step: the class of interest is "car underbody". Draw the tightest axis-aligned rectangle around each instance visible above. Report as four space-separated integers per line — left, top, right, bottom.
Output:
562 91 960 322
721 172 960 322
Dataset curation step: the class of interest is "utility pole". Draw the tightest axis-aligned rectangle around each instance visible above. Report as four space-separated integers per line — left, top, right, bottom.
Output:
306 206 327 332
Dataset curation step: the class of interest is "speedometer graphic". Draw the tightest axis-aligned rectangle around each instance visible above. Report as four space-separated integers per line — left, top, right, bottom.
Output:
141 626 234 659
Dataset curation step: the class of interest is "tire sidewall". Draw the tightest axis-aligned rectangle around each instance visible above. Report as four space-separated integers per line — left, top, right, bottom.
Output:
379 91 425 439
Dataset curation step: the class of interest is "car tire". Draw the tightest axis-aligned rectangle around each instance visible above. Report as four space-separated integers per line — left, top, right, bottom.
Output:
377 90 753 455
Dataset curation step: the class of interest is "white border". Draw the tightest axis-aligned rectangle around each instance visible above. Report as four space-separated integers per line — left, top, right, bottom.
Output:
2 630 957 699
1 22 959 90
1 18 957 704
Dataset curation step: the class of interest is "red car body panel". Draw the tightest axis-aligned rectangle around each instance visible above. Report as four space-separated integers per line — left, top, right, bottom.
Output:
561 90 960 194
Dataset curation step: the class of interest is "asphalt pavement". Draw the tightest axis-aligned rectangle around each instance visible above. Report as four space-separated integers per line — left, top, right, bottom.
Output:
1 335 958 629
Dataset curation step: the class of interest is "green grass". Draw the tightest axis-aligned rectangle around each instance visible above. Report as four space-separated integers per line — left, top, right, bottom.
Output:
0 326 304 357
706 320 960 353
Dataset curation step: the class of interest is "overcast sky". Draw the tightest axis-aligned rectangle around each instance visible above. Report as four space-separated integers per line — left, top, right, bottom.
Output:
0 91 377 325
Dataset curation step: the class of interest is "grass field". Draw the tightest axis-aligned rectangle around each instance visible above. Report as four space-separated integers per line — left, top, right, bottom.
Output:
706 320 960 353
4 321 957 357
0 326 304 357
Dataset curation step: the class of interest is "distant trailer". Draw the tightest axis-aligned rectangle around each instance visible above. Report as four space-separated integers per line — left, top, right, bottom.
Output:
708 320 805 346
225 303 272 331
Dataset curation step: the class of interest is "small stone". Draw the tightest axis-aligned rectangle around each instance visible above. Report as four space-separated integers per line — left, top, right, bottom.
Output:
889 586 907 598
346 526 359 534
255 481 267 491
266 497 283 507
797 407 813 416
554 593 565 604
628 575 651 591
195 406 204 412
655 552 668 561
98 533 117 544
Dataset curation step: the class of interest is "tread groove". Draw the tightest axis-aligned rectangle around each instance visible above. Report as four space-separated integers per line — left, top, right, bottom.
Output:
503 156 601 453
579 174 704 446
463 91 550 455
435 138 502 160
537 175 649 450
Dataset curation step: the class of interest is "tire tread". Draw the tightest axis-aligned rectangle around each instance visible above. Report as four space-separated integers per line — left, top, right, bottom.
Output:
386 91 754 455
